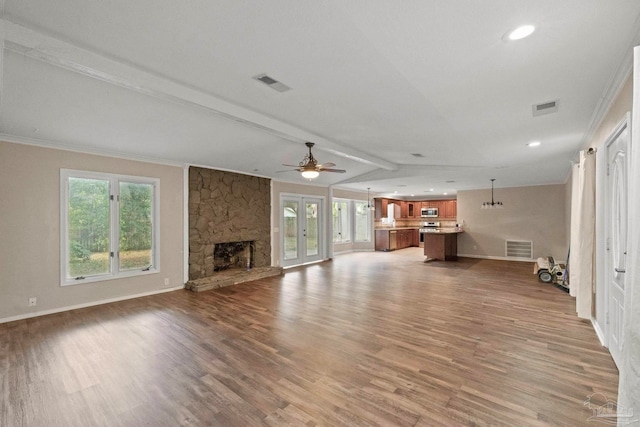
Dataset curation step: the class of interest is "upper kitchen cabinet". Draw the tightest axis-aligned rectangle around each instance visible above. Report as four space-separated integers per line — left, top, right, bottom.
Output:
441 200 457 219
375 198 456 220
374 198 388 220
400 201 418 218
407 202 417 218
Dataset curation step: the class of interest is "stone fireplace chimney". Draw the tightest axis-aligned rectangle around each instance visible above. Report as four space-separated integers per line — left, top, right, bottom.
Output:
186 167 282 292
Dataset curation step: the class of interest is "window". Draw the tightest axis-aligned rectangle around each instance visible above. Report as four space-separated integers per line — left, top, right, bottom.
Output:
61 170 159 285
333 199 371 244
333 200 350 243
354 201 371 242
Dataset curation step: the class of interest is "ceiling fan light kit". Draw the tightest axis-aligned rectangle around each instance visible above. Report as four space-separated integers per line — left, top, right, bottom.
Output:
301 170 320 179
279 142 346 180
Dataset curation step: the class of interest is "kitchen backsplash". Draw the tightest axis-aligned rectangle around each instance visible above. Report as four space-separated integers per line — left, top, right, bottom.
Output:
375 219 457 228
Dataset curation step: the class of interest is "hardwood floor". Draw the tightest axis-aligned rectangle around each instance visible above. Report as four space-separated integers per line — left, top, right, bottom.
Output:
1 249 618 426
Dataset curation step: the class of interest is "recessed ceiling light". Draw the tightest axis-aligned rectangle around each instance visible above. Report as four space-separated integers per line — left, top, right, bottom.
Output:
443 192 448 195
411 194 415 197
394 190 398 194
504 25 535 41
527 141 541 147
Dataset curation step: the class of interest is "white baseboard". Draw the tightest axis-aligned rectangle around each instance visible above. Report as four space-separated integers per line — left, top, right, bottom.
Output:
457 254 535 263
0 285 184 324
333 248 375 256
591 318 607 347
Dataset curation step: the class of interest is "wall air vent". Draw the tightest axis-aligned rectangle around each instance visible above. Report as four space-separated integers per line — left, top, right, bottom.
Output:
253 74 291 93
505 240 533 259
532 99 559 117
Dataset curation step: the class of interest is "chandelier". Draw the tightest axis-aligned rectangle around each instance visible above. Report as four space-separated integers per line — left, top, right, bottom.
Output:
481 179 504 209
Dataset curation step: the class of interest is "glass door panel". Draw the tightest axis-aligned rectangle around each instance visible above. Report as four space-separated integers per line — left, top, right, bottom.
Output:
306 201 319 257
281 196 323 267
283 201 299 261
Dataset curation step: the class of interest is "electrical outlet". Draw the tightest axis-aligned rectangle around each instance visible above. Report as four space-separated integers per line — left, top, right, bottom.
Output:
164 278 170 287
28 297 37 307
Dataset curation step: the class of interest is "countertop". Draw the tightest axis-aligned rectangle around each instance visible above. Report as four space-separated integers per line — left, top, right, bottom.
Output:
374 227 420 231
375 227 464 233
422 228 464 234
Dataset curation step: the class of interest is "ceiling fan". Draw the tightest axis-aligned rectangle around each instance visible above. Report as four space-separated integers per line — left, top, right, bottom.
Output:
279 142 346 179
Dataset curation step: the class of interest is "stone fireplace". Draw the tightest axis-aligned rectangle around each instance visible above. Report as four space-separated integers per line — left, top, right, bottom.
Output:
186 167 282 292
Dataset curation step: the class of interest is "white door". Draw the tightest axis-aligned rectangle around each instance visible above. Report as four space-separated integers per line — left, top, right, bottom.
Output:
605 119 629 368
281 196 323 267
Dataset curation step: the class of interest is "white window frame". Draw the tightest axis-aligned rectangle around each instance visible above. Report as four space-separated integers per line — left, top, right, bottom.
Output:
354 200 371 242
60 169 160 286
333 199 351 243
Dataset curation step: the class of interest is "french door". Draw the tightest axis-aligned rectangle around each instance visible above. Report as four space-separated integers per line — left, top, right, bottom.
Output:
281 196 324 267
604 117 629 368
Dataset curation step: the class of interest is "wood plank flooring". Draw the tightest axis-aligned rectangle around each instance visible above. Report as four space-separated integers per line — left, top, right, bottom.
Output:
1 249 618 426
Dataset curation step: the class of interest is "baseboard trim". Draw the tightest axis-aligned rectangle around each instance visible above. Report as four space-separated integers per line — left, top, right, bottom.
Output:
333 249 375 256
592 318 607 348
0 285 185 324
458 254 535 263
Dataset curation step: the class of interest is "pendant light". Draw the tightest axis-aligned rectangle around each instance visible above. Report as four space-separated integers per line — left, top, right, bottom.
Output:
367 187 375 211
481 179 504 209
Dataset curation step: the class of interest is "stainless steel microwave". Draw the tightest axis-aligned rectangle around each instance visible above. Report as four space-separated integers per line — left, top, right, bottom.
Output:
421 207 438 217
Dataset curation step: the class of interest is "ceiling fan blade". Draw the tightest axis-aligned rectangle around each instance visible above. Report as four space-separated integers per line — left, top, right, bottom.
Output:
317 162 336 168
319 168 346 173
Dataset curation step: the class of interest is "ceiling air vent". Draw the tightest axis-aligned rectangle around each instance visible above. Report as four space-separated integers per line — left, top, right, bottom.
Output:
411 153 424 158
253 73 291 93
532 99 559 117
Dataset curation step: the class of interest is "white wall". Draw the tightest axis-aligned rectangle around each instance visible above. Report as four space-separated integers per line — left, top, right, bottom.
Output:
457 184 567 261
0 141 185 322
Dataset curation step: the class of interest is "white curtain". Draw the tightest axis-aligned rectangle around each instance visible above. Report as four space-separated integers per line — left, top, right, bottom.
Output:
618 46 640 427
569 149 596 319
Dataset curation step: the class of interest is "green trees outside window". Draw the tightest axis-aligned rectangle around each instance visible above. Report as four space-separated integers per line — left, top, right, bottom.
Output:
63 170 157 284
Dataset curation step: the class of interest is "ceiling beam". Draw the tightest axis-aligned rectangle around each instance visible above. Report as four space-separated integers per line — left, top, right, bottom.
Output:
2 18 397 171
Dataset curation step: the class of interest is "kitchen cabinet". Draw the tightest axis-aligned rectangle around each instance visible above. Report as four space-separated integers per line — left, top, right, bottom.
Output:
375 229 390 250
378 198 456 220
423 230 462 261
400 201 408 218
374 198 389 220
401 201 419 219
407 202 416 218
442 200 457 219
375 228 419 251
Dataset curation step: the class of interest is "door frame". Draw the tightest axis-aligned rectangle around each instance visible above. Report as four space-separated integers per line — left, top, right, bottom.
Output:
280 194 326 268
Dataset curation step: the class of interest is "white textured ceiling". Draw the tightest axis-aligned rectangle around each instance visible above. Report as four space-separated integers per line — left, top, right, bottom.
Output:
2 1 640 197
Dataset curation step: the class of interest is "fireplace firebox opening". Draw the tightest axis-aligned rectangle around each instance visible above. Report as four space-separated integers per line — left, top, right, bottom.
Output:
213 241 254 272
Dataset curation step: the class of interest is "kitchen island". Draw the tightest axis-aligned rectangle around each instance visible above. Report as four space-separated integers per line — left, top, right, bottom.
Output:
423 229 464 261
